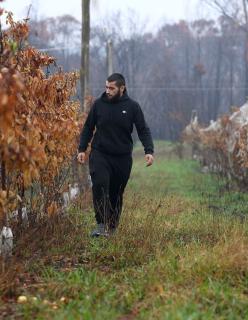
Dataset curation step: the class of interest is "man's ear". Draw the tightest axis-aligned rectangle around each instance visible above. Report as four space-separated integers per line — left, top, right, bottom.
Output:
120 85 125 94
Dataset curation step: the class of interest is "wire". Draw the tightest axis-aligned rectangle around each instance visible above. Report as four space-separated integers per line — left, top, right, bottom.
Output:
38 46 81 52
90 87 248 91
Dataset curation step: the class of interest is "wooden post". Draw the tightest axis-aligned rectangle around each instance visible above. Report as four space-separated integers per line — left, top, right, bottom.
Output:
81 0 90 112
106 40 113 76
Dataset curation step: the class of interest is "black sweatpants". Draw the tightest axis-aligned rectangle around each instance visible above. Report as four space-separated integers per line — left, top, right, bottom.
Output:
89 149 132 229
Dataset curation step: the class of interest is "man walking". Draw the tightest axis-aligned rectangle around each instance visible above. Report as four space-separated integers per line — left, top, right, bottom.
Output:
77 73 154 237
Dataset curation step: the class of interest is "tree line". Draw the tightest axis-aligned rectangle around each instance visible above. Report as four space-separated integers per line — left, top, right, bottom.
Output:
28 8 248 140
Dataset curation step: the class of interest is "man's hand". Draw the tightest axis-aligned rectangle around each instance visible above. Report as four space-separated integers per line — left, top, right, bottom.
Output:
77 152 86 164
145 154 154 167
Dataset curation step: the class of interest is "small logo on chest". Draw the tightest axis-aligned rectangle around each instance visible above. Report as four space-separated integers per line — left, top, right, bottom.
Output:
122 110 127 114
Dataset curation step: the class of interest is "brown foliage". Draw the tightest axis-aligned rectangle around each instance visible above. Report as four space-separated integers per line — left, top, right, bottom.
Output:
183 104 248 185
0 11 84 223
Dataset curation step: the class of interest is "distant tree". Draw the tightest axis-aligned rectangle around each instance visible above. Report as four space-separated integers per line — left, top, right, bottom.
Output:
203 0 248 99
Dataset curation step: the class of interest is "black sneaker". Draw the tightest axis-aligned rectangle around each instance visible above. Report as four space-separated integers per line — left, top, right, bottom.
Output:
91 223 108 237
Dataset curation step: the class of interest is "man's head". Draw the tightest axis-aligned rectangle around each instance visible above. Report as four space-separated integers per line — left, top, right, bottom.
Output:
105 73 126 101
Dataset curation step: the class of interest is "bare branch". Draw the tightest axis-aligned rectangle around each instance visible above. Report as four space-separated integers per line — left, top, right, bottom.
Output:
203 0 247 33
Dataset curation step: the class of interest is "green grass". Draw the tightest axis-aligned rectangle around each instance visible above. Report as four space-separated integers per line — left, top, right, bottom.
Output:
3 140 248 319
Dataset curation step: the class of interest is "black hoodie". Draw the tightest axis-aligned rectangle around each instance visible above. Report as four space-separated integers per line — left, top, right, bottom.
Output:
78 92 154 155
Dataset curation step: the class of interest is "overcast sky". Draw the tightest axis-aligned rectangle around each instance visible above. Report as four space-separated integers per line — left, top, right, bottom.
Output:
3 0 211 31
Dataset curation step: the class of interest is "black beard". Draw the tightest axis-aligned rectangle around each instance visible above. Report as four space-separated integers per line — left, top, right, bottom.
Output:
107 89 121 102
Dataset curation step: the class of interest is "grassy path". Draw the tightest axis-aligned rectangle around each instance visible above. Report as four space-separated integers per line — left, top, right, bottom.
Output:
2 141 248 319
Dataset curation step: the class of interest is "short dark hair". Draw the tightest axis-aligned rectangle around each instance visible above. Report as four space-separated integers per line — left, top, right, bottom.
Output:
107 73 126 88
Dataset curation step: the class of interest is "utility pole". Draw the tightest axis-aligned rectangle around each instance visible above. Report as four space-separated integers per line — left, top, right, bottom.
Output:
81 0 90 112
78 0 91 192
106 39 113 76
